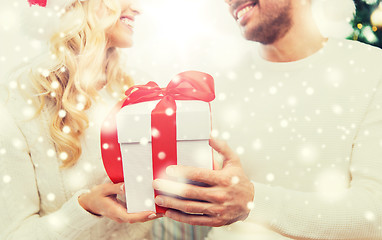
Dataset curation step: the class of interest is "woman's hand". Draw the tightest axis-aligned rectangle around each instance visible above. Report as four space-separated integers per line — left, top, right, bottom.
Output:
78 182 161 223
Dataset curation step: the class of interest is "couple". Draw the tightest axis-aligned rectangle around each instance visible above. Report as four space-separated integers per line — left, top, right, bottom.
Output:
1 0 382 239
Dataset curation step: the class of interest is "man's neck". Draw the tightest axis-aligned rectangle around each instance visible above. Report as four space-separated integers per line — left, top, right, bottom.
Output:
258 4 327 63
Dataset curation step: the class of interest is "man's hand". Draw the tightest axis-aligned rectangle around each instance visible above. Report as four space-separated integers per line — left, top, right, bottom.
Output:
152 138 255 227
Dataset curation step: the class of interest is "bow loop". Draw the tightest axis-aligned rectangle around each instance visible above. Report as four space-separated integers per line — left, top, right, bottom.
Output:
122 71 215 106
166 71 215 102
28 0 47 7
123 81 163 105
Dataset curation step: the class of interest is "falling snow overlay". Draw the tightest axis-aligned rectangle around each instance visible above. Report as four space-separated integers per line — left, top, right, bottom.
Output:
1 0 381 239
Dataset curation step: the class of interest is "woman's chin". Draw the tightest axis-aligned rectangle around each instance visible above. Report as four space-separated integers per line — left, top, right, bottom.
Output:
107 40 133 49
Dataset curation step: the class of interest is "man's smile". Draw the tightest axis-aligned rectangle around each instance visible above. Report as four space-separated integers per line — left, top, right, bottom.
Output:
232 0 259 24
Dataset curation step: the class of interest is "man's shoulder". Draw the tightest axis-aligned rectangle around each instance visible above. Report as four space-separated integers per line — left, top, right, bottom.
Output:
329 38 382 61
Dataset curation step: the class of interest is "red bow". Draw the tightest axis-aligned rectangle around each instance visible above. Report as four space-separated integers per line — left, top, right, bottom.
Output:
28 0 47 7
100 71 215 184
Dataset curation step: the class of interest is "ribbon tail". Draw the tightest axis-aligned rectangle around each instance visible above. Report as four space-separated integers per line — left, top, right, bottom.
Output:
151 96 177 213
100 99 125 183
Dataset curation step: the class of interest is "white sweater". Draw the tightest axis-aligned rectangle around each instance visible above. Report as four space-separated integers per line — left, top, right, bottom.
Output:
208 39 382 239
0 85 152 239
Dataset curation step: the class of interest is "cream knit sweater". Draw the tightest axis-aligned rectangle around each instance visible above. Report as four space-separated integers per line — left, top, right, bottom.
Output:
0 85 152 239
209 39 382 239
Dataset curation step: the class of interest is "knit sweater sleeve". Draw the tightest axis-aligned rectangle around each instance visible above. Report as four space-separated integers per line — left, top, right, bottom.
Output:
0 100 101 240
246 79 382 239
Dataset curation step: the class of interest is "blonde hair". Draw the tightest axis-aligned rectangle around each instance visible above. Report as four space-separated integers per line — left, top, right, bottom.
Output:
26 0 133 168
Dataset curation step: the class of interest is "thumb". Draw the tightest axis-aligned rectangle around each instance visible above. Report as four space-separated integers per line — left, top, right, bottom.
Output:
209 138 240 168
101 182 124 196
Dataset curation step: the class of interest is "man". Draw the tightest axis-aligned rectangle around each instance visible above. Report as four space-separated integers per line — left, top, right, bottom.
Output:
153 0 382 239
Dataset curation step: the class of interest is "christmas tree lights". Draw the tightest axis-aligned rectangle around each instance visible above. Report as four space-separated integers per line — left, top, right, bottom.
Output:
350 0 382 48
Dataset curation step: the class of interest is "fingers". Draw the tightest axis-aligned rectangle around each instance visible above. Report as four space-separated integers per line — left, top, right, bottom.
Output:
96 182 124 196
126 211 161 222
153 179 227 203
209 138 235 159
165 165 219 186
155 195 224 216
101 197 160 223
209 138 240 167
165 209 227 227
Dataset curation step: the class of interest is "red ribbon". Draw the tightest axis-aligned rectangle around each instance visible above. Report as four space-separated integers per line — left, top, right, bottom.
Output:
100 71 215 213
28 0 47 7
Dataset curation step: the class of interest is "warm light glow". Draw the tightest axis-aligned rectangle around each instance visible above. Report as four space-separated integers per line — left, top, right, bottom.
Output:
371 3 382 28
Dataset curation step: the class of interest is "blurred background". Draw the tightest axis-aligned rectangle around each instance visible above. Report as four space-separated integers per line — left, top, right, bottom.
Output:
0 0 381 85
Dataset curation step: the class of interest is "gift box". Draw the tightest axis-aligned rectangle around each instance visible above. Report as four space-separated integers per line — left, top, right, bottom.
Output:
117 100 213 213
100 71 215 214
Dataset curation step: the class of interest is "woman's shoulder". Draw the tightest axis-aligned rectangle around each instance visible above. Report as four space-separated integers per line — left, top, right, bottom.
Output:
0 74 41 123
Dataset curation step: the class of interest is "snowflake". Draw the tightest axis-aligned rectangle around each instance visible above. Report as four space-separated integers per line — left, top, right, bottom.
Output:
365 211 376 221
210 129 219 138
136 175 143 183
266 173 275 182
22 107 35 118
231 176 240 185
218 92 227 101
76 103 85 111
140 137 149 145
252 139 262 151
62 126 71 134
247 201 255 210
306 87 314 95
158 151 166 160
221 131 230 140
332 104 343 115
236 146 245 155
151 128 160 138
165 108 174 116
47 193 56 202
287 96 297 106
59 152 68 160
144 199 154 208
0 148 6 155
3 175 11 183
280 119 289 128
299 145 318 164
46 149 56 157
12 138 23 149
269 86 277 95
254 71 263 80
41 69 50 77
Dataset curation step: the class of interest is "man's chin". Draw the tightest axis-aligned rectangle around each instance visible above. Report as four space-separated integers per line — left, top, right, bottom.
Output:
241 29 277 45
242 32 265 44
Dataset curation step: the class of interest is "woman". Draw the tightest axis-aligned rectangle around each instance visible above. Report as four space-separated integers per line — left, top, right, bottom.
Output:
0 0 160 239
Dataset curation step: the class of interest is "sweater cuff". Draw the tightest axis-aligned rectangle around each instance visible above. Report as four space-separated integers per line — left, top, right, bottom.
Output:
46 190 102 239
246 182 284 225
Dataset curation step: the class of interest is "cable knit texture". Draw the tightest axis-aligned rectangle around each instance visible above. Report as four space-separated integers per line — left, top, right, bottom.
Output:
208 39 382 240
0 85 152 240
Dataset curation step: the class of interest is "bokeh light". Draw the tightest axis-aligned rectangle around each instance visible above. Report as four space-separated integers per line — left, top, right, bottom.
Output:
1 0 356 85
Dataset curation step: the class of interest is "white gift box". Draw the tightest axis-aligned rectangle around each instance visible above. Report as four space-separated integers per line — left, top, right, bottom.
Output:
116 100 213 213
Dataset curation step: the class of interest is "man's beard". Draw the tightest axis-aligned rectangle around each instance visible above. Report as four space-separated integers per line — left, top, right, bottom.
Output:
242 2 293 45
